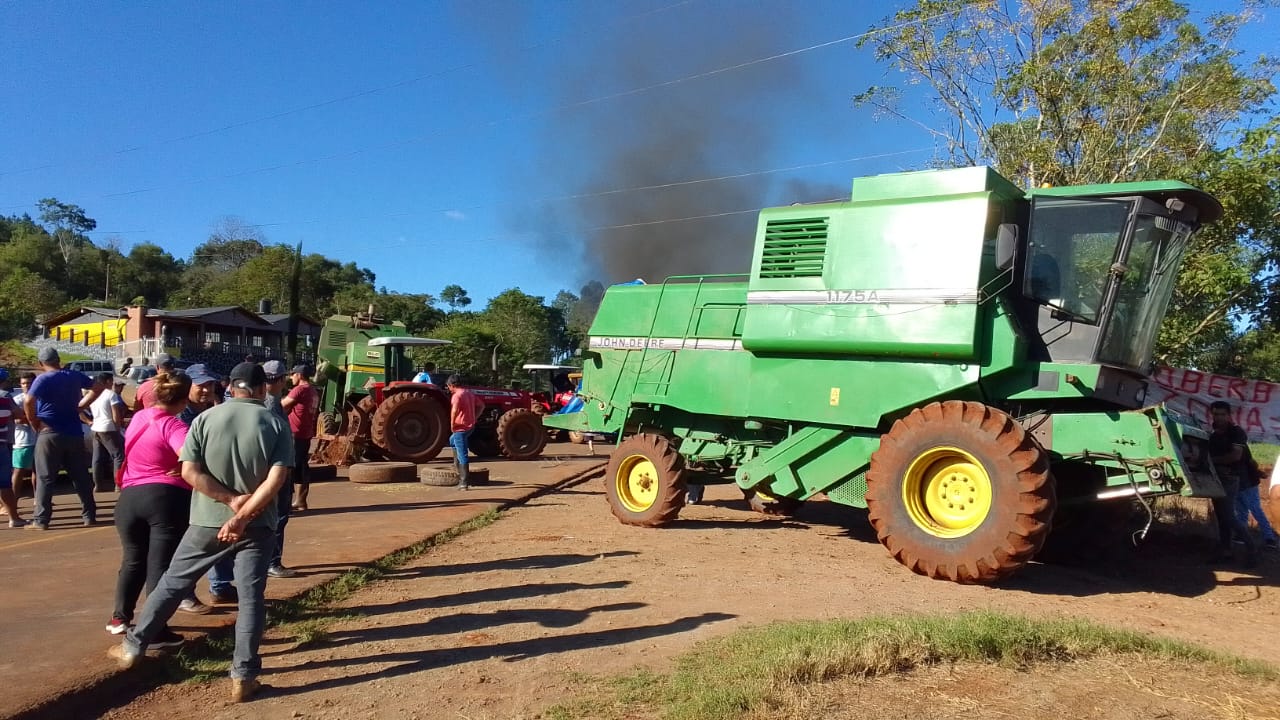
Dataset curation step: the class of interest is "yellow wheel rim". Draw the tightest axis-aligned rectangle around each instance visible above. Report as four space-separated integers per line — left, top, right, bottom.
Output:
616 454 659 513
902 446 992 538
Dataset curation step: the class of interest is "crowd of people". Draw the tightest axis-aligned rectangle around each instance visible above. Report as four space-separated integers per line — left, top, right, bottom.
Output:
2 348 1278 702
0 349 318 702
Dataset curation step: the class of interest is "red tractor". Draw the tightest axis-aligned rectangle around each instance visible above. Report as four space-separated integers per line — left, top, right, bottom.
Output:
459 385 548 460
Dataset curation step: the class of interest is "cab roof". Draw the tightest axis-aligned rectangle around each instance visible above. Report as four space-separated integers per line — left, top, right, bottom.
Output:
1028 180 1223 224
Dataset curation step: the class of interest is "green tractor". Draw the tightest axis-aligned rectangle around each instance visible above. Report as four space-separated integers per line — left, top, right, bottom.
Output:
544 165 1224 583
312 311 453 465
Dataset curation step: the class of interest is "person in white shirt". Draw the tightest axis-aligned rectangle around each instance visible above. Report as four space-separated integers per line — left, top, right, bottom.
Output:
9 372 37 508
87 372 126 493
1271 452 1280 503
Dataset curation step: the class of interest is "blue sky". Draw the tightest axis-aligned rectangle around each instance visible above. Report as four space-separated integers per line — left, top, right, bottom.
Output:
0 0 1271 309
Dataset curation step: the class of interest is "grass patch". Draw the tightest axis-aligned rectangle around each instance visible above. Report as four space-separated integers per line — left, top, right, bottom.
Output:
0 339 91 367
1251 442 1279 469
170 509 501 680
547 611 1277 720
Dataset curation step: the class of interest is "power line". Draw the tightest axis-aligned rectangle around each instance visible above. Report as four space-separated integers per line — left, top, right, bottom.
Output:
4 7 960 207
74 148 931 242
0 0 697 180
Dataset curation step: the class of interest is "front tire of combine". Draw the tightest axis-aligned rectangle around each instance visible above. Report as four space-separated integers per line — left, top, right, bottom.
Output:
605 434 686 527
370 392 449 463
497 408 547 460
866 400 1055 584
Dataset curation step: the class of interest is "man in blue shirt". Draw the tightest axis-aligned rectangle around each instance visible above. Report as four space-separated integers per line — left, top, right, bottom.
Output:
23 347 102 529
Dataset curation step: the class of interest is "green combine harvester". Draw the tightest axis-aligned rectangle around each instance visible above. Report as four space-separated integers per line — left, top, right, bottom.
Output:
544 166 1224 583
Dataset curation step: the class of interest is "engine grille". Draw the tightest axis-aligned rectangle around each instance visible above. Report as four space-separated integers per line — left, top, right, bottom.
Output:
759 217 828 278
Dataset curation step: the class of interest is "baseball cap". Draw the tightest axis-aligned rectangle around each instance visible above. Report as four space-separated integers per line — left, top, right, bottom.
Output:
262 360 286 379
291 364 312 377
37 347 60 364
229 361 266 389
186 363 218 386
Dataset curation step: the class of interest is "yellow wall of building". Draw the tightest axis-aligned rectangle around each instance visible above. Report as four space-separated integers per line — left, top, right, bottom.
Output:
52 319 126 346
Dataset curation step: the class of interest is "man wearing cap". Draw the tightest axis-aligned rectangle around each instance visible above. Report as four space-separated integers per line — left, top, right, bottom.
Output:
23 347 103 529
175 363 232 612
260 360 296 578
278 364 317 521
110 362 293 703
133 355 176 412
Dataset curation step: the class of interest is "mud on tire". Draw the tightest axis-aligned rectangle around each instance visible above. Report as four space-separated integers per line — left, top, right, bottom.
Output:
866 400 1055 584
604 433 686 527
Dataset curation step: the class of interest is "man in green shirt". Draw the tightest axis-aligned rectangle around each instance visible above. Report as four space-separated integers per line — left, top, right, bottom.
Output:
110 362 293 703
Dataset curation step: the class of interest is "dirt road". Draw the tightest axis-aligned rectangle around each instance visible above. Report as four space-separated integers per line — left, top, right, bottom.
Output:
102 482 1280 720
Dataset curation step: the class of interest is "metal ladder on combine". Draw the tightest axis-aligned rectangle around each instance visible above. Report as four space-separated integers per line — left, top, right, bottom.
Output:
629 273 748 403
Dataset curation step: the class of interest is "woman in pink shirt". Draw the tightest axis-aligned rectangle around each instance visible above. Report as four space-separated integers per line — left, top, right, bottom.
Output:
107 372 194 639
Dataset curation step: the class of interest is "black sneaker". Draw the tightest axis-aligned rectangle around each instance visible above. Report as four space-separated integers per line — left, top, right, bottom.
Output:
267 565 298 579
150 629 186 649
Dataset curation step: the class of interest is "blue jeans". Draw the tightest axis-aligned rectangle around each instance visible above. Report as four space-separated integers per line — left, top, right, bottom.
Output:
125 524 273 680
271 477 294 567
1235 485 1278 542
449 429 475 468
208 556 238 595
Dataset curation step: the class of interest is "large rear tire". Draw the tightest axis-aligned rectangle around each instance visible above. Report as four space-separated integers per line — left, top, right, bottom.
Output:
604 434 686 527
468 431 501 458
866 400 1055 584
497 408 547 460
370 392 449 463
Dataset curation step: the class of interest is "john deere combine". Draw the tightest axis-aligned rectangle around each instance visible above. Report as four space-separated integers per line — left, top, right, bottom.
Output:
544 166 1223 583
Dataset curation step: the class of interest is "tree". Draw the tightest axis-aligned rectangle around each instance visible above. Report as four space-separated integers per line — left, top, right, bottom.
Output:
440 284 472 312
113 243 184 308
37 198 96 277
859 0 1279 370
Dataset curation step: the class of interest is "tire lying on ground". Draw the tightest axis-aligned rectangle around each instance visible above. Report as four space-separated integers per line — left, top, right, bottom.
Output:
348 461 418 484
418 466 491 486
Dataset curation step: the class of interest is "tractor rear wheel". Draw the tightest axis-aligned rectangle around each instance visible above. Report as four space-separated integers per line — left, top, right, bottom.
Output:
605 434 686 527
468 431 501 458
370 392 449 463
866 400 1055 584
497 408 547 460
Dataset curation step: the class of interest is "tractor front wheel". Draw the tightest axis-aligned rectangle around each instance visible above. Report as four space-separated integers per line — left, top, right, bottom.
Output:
866 400 1055 584
370 392 449 463
605 434 686 527
497 408 547 460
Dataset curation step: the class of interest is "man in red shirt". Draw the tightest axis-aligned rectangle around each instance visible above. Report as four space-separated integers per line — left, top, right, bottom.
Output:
132 355 176 411
273 365 317 577
446 374 485 490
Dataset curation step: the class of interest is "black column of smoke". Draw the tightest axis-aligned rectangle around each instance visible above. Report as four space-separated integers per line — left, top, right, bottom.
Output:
525 3 846 284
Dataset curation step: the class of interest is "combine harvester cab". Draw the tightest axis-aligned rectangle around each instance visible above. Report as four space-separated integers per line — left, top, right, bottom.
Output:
544 166 1224 583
